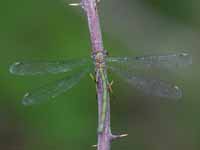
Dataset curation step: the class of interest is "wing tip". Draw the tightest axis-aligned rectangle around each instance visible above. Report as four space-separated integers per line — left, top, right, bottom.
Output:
159 85 182 100
173 85 182 99
9 62 24 75
22 92 33 106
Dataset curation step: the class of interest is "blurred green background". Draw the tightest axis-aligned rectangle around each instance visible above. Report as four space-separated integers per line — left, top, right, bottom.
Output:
0 0 199 149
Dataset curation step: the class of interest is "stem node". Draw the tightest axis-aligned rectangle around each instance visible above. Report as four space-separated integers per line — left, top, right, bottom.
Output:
68 3 81 6
111 133 128 140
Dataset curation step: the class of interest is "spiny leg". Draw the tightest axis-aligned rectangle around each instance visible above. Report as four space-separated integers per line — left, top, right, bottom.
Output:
89 73 96 83
107 80 114 94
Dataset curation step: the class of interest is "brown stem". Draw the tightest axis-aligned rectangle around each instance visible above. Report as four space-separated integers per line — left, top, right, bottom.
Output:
81 0 112 150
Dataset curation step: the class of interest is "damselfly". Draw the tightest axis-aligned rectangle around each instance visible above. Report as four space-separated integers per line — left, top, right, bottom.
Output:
9 52 192 106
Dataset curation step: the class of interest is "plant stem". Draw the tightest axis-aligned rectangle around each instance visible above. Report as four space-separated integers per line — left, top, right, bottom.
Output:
81 0 112 149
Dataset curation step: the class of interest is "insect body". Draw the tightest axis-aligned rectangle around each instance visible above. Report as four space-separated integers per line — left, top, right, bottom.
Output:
93 51 110 133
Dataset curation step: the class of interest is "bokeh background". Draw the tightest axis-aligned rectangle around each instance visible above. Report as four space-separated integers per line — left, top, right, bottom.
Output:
0 0 199 149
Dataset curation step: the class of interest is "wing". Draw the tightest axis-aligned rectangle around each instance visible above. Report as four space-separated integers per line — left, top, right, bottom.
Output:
106 52 192 70
9 59 89 75
109 66 182 99
22 68 89 106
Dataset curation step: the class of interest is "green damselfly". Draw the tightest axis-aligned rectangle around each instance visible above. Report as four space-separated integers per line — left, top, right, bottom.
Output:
10 52 192 104
9 52 192 131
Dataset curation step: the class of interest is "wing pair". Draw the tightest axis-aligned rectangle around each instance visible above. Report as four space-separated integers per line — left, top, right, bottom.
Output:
107 52 192 99
9 52 192 105
10 59 91 106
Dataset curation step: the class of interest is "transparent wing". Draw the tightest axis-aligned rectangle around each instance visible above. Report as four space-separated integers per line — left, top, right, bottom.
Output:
9 59 89 75
22 68 89 106
109 66 182 99
106 52 192 70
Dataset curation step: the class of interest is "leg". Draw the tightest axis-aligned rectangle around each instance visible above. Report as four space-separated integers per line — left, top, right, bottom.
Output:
107 80 114 93
89 73 96 83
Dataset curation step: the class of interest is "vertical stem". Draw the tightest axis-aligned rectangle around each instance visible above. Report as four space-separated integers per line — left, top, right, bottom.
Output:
81 0 112 150
82 0 104 53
